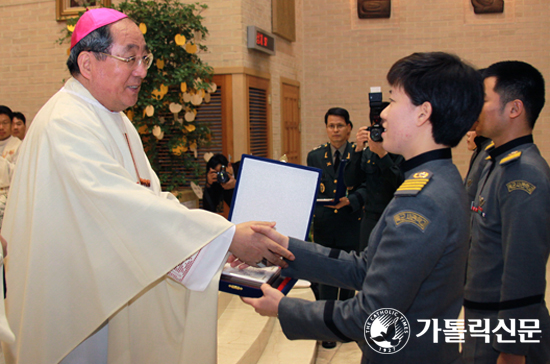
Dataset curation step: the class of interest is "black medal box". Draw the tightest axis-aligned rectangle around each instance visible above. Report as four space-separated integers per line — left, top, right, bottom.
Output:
219 263 296 298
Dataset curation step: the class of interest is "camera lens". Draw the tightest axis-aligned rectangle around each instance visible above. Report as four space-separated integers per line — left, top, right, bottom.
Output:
370 129 383 142
367 124 384 142
216 166 230 184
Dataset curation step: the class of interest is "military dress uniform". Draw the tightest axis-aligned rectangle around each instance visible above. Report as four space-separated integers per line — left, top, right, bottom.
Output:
307 141 362 301
344 147 404 249
464 136 493 205
464 135 550 363
280 149 469 364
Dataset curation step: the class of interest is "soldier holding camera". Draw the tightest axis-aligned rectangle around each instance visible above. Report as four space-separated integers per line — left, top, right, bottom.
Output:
344 94 404 249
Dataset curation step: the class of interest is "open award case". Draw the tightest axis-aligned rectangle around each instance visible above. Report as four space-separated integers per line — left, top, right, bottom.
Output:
219 154 321 297
220 264 294 298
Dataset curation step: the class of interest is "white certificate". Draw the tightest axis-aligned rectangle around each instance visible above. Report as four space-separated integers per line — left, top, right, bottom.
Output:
229 154 321 240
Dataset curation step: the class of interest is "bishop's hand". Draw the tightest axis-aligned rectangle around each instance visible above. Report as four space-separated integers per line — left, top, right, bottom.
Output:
229 221 294 268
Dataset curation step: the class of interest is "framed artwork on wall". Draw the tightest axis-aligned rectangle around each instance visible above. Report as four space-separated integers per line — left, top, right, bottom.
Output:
471 0 504 14
357 0 391 19
56 0 112 21
272 0 296 42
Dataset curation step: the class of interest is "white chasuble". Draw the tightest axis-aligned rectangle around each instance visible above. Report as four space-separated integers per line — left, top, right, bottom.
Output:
1 78 234 364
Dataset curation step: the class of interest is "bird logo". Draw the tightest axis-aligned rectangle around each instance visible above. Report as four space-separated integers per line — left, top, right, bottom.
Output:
364 308 410 354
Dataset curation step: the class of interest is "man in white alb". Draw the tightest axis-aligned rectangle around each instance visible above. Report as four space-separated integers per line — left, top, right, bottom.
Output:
0 8 294 364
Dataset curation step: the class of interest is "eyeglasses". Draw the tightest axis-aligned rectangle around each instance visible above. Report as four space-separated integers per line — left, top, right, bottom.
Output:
327 124 347 130
98 52 154 70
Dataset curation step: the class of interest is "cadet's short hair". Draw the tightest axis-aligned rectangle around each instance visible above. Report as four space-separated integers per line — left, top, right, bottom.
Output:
324 107 351 125
387 52 484 147
483 61 545 129
0 105 13 120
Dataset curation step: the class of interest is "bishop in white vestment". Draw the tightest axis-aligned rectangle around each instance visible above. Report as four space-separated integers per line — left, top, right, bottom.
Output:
1 9 292 364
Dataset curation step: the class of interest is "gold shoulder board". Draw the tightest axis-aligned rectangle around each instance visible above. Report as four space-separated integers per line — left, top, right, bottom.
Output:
500 151 522 165
394 171 433 196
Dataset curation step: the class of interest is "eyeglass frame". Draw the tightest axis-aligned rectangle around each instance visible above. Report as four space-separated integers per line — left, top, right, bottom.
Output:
326 123 349 130
96 52 154 70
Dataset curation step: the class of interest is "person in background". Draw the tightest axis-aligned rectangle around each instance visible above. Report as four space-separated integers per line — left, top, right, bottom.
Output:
306 107 362 349
466 129 479 152
11 112 27 140
0 106 21 228
463 61 550 364
203 153 239 214
0 106 21 163
463 126 492 205
344 101 404 249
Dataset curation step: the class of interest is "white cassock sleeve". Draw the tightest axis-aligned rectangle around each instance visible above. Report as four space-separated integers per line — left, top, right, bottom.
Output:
170 225 235 291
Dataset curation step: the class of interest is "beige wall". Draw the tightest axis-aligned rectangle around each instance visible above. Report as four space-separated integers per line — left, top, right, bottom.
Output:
188 0 304 159
1 0 71 123
300 0 550 175
1 0 549 176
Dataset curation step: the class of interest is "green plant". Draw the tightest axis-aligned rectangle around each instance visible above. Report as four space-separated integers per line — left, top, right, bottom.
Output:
58 0 216 191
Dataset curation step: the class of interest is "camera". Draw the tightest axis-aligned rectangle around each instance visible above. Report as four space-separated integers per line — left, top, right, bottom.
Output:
367 124 385 143
216 165 231 184
368 87 387 142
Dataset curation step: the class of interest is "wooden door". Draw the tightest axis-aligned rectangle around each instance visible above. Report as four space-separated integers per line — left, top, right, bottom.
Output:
281 83 301 164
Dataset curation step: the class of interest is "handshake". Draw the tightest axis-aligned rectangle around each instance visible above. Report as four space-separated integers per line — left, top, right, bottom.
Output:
229 221 293 269
229 221 291 317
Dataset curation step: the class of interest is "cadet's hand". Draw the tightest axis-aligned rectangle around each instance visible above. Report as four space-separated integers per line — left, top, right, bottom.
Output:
326 197 350 210
367 132 387 158
355 127 369 152
249 224 290 250
230 222 294 268
497 353 525 364
241 283 284 317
